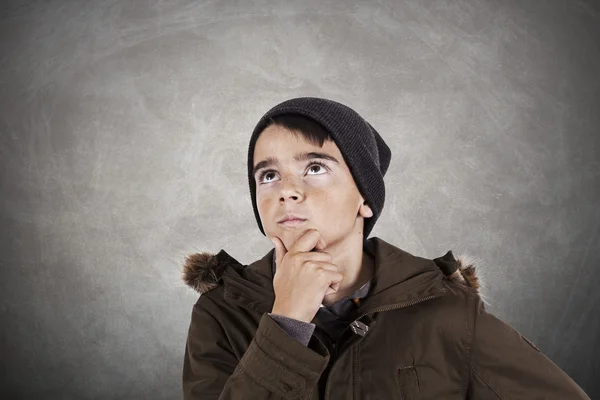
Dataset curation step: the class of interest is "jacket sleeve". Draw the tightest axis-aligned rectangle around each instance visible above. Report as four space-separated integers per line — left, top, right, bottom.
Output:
268 313 316 346
467 296 590 399
183 295 330 400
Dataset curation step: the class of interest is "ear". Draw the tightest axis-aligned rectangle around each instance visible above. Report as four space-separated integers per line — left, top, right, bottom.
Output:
358 198 374 218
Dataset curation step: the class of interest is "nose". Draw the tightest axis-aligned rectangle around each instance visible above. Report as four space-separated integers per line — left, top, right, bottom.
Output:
279 177 303 202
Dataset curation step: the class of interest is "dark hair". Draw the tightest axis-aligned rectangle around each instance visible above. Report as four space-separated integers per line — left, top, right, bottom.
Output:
264 114 333 147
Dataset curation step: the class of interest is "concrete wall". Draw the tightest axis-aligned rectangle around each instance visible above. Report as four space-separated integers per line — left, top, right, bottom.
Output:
1 0 598 398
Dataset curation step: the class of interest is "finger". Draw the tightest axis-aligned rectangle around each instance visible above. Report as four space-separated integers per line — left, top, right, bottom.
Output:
314 234 326 252
320 270 343 294
292 229 326 254
324 286 337 295
329 273 343 292
317 264 338 272
270 236 286 267
329 281 341 292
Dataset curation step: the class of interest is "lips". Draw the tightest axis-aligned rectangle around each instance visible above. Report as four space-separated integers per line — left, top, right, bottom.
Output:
280 217 306 222
278 214 307 223
278 218 308 227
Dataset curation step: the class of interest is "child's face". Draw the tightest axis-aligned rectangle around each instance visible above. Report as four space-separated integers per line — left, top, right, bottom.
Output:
253 123 373 251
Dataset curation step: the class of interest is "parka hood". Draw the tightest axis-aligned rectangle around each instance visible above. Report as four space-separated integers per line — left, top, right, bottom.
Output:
182 237 481 315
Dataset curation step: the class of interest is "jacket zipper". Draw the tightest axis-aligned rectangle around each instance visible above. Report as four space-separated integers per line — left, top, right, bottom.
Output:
324 291 444 400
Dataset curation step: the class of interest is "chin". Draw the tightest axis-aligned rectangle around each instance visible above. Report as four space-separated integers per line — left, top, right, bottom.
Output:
278 225 321 243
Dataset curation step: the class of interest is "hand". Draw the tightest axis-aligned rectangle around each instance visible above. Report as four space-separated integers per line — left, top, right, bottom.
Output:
270 229 343 323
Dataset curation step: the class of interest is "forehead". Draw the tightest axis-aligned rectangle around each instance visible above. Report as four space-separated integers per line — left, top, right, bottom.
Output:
252 124 347 175
254 124 341 155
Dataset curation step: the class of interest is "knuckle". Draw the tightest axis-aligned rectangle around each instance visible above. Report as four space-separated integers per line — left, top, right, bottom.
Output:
312 261 323 271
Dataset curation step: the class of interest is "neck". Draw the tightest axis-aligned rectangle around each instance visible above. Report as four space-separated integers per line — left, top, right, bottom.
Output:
321 233 375 306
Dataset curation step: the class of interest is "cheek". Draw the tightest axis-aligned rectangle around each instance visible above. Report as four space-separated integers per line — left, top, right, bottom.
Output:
329 192 360 215
256 189 276 216
256 192 268 210
311 177 333 190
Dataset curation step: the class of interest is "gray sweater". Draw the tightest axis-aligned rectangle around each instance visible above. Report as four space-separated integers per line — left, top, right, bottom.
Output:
267 253 372 346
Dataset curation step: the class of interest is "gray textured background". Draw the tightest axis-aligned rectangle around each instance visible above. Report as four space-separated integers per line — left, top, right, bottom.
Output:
1 0 599 399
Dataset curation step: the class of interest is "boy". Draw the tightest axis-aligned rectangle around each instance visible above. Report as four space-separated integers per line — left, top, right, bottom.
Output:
181 97 590 399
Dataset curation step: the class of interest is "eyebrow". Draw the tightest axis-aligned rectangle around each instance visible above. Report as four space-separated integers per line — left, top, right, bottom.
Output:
253 151 340 178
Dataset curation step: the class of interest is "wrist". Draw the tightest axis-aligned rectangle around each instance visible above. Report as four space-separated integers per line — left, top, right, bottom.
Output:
271 306 309 323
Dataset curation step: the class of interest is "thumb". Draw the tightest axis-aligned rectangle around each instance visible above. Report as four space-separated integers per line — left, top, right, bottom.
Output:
270 236 285 267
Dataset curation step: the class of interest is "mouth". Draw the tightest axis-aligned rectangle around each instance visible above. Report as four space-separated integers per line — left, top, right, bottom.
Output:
278 218 308 227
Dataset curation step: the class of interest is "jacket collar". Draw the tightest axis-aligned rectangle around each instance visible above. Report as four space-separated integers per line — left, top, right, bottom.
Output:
182 237 481 315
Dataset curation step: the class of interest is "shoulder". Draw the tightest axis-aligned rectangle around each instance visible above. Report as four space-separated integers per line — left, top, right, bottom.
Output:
182 251 229 294
425 251 487 334
180 250 236 320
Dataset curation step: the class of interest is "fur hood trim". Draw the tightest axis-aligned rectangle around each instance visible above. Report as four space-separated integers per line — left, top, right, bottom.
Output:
182 248 480 295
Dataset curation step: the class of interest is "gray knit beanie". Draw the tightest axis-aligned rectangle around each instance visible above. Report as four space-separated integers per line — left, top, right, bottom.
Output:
247 97 392 243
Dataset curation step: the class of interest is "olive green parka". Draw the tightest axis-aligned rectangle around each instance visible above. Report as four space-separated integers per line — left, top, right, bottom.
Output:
181 237 590 399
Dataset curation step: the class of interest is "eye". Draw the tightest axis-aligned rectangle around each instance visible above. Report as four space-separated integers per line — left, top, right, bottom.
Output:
306 162 327 175
258 161 328 184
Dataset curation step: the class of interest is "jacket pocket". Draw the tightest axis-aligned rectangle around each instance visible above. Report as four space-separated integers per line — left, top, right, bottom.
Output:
397 366 421 400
